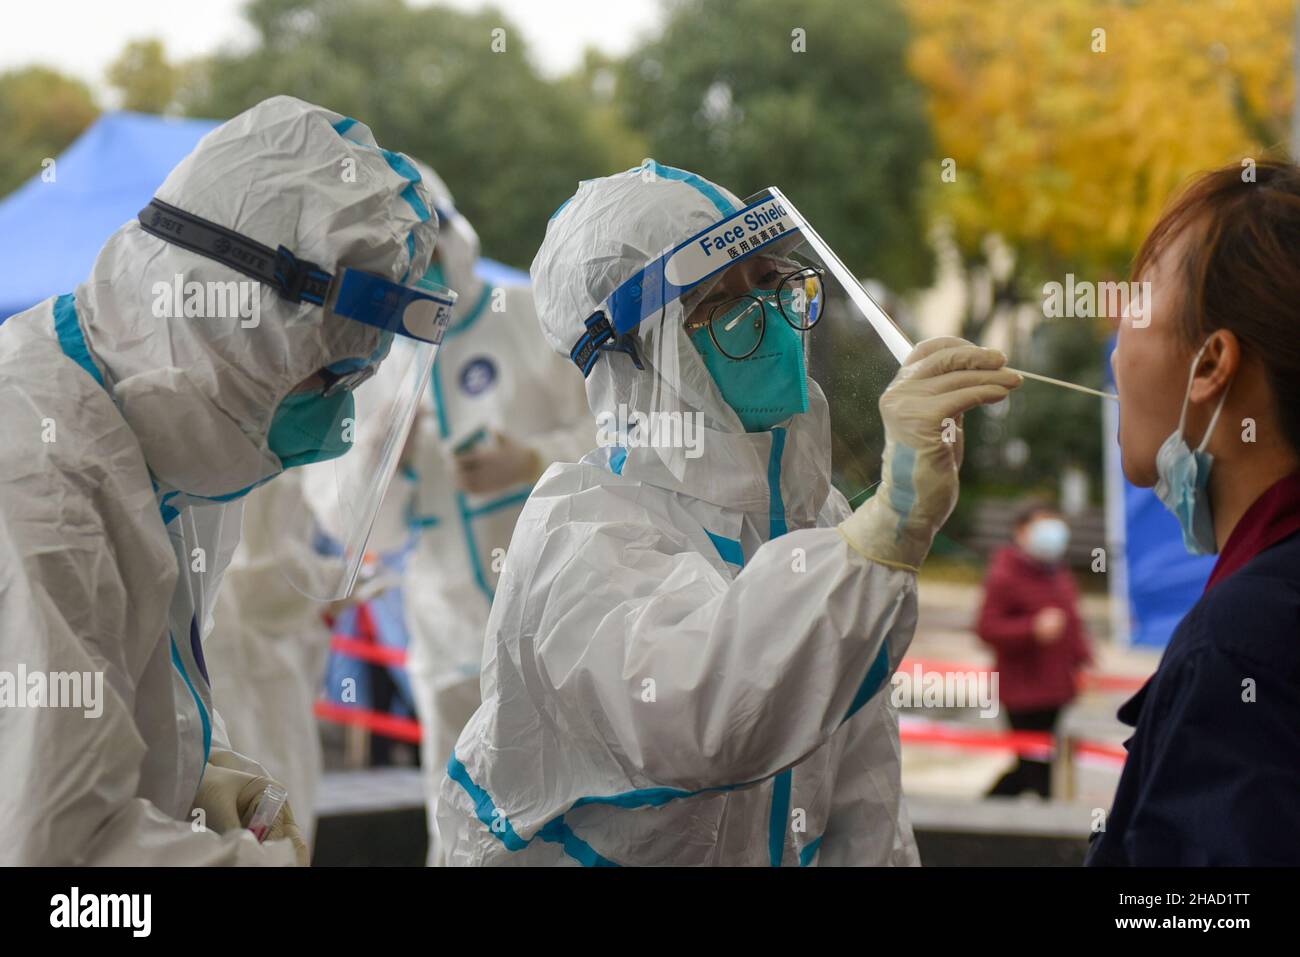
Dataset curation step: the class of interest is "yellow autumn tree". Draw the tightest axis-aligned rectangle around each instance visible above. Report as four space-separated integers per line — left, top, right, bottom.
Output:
908 0 1294 286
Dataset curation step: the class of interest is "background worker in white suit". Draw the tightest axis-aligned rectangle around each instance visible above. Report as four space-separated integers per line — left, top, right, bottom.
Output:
0 96 451 864
401 164 593 863
203 470 339 851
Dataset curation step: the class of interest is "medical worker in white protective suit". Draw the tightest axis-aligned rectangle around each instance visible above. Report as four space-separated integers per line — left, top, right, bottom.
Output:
399 164 593 862
436 161 1021 865
0 96 454 865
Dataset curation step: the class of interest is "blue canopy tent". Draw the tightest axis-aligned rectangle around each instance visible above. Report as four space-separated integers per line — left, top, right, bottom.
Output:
0 110 528 321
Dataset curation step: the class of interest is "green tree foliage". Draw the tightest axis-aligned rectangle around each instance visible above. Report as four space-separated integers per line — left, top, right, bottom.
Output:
180 0 643 268
619 0 936 292
107 39 185 114
0 67 98 198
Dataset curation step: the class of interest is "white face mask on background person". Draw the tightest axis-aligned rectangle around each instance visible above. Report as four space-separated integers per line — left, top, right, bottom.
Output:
1023 516 1070 563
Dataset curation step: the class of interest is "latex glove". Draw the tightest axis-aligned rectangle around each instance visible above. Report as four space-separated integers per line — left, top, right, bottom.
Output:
839 337 1022 571
453 431 543 495
1033 607 1068 644
191 764 310 866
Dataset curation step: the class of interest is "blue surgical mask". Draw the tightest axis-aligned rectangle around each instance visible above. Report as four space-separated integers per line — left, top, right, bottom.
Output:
1153 339 1230 555
1024 517 1070 563
689 292 810 432
268 390 356 469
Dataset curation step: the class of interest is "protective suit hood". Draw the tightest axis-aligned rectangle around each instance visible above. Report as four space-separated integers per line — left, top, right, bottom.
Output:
531 161 831 525
413 160 486 319
77 96 439 503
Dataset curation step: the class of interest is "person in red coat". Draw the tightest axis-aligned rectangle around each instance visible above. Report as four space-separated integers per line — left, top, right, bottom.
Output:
976 500 1092 797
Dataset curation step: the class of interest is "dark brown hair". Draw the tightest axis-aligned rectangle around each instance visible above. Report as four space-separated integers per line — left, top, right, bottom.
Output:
1132 160 1300 453
1014 498 1059 530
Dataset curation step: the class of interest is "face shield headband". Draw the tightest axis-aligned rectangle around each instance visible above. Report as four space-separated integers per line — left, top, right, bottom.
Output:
138 197 456 381
569 187 913 378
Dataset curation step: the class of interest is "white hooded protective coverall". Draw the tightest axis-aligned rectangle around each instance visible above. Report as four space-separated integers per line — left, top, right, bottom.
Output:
436 163 921 866
399 165 592 860
0 96 438 864
204 471 339 849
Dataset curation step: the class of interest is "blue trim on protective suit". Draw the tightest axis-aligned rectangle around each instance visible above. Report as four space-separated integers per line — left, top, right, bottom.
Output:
445 283 495 339
467 489 532 519
170 634 212 763
799 834 823 867
644 160 738 217
706 531 744 568
608 446 627 476
768 427 788 538
769 770 792 866
330 116 428 282
53 294 104 387
380 148 432 224
417 359 519 603
447 755 618 865
844 644 893 724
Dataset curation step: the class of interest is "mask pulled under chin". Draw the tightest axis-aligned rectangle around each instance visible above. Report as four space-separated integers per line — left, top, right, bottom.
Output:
1154 431 1219 555
1152 339 1230 556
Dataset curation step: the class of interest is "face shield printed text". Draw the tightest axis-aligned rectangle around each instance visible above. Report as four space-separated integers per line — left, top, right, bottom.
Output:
663 196 799 289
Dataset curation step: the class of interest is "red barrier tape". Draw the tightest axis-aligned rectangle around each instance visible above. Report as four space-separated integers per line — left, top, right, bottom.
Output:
313 700 1128 766
324 643 1149 696
321 628 1138 763
330 635 409 668
899 719 1128 765
314 701 422 744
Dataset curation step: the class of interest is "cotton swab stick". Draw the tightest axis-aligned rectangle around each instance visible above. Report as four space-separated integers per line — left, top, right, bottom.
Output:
817 251 1120 402
1007 367 1118 401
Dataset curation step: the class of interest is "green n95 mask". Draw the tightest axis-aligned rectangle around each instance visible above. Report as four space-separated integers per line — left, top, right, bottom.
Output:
268 390 356 469
689 291 810 432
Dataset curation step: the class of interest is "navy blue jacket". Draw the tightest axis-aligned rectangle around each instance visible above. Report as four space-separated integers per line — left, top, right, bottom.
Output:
1087 531 1300 865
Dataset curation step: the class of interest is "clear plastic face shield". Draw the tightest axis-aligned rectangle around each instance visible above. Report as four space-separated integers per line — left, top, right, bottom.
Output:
137 197 455 600
571 187 910 507
281 299 449 601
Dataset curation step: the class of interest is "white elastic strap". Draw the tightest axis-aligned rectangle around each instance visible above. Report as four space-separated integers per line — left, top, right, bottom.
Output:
1176 338 1229 452
1180 340 1227 452
1174 340 1208 436
1197 387 1230 454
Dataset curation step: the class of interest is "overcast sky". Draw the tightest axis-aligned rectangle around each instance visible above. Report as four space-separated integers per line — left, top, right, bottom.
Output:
0 0 663 98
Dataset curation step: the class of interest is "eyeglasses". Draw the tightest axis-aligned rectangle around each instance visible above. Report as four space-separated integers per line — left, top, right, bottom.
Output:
698 266 826 359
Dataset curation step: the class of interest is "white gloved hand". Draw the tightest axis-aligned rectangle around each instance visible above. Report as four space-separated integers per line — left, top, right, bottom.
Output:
839 337 1022 571
453 431 544 495
191 763 310 866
